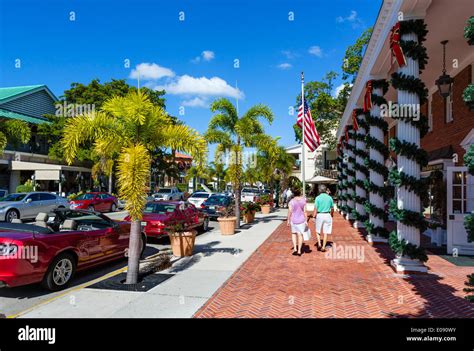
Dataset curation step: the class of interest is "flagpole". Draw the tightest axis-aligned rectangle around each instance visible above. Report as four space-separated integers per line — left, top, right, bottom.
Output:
301 71 306 197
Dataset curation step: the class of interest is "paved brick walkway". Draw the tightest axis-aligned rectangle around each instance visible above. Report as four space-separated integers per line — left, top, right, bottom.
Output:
194 213 474 318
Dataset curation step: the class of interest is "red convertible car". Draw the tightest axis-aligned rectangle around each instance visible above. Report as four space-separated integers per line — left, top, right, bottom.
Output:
125 201 209 238
0 209 146 291
69 192 118 213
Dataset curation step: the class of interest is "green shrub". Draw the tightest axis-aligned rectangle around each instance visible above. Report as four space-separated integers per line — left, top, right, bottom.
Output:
16 180 34 193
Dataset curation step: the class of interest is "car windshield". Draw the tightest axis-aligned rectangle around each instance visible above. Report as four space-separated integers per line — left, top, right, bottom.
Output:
242 188 258 193
75 193 96 200
1 193 26 201
206 196 227 205
190 193 210 198
156 189 172 193
144 203 177 214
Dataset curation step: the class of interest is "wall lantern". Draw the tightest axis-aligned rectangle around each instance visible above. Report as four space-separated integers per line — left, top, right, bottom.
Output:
435 40 454 99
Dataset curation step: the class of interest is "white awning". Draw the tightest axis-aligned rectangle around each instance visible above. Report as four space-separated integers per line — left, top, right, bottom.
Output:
306 175 337 184
10 161 91 173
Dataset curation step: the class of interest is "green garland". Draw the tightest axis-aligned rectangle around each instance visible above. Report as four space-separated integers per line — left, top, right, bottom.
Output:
391 72 428 104
354 164 369 178
370 94 387 107
365 135 389 158
364 179 390 199
464 144 474 242
365 158 389 178
371 79 389 94
389 199 427 233
388 169 429 201
389 138 428 167
366 114 388 132
364 221 390 238
389 231 428 262
400 40 428 71
395 114 430 138
399 19 428 43
364 202 388 221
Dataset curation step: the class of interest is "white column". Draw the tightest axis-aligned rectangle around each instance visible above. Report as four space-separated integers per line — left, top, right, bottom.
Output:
392 31 427 273
354 112 367 228
367 86 389 244
346 130 355 220
340 144 347 214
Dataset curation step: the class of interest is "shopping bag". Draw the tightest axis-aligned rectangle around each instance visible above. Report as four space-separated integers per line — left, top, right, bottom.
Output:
302 225 311 241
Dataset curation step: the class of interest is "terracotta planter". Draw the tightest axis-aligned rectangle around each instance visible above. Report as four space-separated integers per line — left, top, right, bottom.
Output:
168 230 197 257
218 216 237 235
243 211 254 224
261 204 271 214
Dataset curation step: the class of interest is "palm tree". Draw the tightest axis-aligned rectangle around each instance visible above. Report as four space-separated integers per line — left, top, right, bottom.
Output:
0 119 31 154
61 91 207 284
205 98 273 227
208 161 226 191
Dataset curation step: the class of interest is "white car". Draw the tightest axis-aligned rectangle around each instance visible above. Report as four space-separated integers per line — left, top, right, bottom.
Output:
240 187 261 202
187 192 212 208
152 187 184 201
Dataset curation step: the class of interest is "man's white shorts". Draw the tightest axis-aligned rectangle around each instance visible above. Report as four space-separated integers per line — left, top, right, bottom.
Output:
315 213 333 234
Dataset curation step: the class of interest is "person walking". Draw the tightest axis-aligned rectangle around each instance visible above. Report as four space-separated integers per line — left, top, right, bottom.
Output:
287 188 307 256
313 184 334 252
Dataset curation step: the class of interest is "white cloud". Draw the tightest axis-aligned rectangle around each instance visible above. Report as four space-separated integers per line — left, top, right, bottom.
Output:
277 63 292 70
129 63 175 80
281 50 298 59
192 50 215 63
336 10 363 27
181 97 209 108
308 46 323 57
333 83 352 97
156 75 244 99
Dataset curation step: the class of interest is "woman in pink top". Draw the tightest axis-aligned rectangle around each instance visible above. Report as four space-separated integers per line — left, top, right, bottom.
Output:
286 188 307 256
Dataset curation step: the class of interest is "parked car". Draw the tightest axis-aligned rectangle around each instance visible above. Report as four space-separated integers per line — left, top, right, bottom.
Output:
240 187 261 202
201 194 234 220
0 189 8 200
69 192 118 213
117 198 126 210
187 191 213 208
0 192 69 223
126 201 208 237
152 187 184 201
0 208 146 290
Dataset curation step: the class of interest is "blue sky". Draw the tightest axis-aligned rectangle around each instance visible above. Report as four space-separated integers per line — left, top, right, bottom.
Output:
0 0 381 154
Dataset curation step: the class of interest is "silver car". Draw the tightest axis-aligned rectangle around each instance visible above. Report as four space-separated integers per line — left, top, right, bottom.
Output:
0 192 69 222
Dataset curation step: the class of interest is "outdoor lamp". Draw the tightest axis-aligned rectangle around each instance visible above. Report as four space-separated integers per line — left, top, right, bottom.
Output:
435 40 454 99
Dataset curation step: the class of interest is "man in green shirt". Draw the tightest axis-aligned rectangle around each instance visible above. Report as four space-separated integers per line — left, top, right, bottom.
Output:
312 184 334 252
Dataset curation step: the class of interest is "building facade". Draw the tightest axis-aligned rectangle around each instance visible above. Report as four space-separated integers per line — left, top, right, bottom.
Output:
336 0 474 273
0 85 91 195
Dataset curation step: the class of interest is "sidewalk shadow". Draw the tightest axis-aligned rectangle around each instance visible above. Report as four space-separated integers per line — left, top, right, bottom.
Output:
0 246 160 299
167 241 243 274
365 231 474 317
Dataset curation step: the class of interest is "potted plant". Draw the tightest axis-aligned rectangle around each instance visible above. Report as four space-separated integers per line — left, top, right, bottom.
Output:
258 194 272 214
464 16 474 45
463 84 474 111
217 205 237 235
167 223 197 257
241 201 261 223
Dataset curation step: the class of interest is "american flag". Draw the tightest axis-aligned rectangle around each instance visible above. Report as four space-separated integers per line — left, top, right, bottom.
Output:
297 102 321 152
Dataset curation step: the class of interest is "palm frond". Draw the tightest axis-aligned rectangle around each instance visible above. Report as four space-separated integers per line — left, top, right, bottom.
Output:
0 131 7 154
160 124 208 167
117 144 150 220
3 120 31 146
210 98 238 126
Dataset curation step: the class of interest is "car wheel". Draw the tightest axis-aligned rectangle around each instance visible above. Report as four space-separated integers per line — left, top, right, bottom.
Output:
200 217 209 232
42 252 76 291
110 203 117 212
5 209 19 223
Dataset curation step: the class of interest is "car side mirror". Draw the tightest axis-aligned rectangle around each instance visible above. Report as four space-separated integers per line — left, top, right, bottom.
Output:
25 198 32 204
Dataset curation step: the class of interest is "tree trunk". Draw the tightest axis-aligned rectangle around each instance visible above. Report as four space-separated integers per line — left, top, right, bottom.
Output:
125 220 142 284
234 140 241 228
108 172 113 194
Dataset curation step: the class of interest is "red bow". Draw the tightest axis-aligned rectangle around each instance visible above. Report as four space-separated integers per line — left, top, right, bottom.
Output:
352 110 359 131
363 80 372 112
345 126 349 143
390 22 407 67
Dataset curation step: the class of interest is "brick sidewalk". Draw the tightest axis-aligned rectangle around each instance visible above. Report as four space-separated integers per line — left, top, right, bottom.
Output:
194 213 474 318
